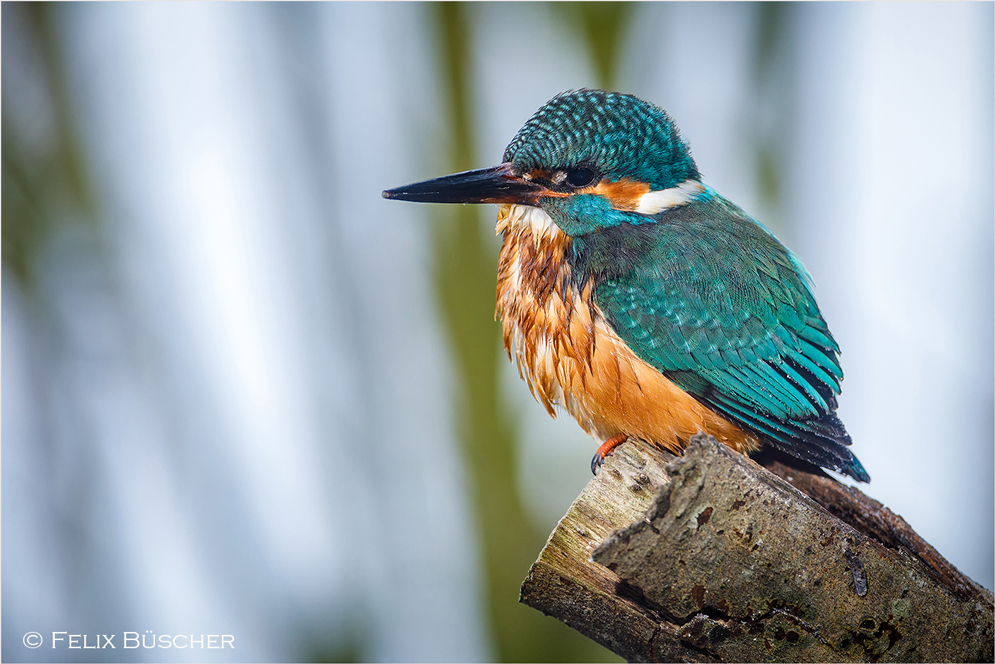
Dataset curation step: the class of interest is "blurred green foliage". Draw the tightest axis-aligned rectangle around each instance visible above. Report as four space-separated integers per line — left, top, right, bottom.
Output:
2 3 97 287
752 3 789 224
557 2 634 89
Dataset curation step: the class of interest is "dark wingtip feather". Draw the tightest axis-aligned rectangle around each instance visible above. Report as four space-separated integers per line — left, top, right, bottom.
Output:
770 414 869 483
705 394 870 483
842 454 871 483
763 411 870 483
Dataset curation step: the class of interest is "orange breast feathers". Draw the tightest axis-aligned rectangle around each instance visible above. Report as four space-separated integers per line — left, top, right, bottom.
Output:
494 203 759 456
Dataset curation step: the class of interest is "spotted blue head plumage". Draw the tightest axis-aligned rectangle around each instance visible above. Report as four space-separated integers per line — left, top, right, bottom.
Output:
503 89 699 191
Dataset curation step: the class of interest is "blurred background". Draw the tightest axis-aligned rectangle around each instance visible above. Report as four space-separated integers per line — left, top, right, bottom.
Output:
3 2 992 662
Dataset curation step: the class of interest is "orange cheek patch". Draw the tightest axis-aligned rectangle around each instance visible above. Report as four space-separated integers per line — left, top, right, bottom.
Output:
589 178 651 211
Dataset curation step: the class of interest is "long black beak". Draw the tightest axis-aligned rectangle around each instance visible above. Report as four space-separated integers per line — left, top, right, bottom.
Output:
382 163 545 205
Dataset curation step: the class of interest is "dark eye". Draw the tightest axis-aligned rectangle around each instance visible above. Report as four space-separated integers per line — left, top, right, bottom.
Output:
565 167 597 188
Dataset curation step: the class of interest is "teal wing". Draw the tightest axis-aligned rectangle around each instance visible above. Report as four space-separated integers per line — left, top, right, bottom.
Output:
575 196 869 482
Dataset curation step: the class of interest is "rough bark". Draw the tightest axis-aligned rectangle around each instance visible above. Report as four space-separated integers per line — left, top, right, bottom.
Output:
520 434 994 662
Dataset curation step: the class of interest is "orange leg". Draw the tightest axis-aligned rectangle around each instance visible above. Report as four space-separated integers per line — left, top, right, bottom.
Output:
591 434 629 474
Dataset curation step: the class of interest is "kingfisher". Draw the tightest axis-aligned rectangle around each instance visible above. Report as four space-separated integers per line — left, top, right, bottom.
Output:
383 89 869 483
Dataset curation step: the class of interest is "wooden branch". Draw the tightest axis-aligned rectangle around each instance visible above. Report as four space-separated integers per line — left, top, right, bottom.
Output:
520 434 994 662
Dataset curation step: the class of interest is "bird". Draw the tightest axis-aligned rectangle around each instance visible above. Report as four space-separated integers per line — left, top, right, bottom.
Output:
383 89 869 483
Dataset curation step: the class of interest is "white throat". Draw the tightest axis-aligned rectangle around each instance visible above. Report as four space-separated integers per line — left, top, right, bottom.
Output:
496 204 563 241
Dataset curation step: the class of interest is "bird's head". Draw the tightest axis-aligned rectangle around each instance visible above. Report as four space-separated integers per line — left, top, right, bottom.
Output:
383 89 702 236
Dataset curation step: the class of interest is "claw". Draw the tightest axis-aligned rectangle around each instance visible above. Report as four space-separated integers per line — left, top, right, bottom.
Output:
590 434 629 475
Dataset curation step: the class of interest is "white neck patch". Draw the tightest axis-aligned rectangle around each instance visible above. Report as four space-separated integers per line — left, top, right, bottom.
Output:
635 180 705 215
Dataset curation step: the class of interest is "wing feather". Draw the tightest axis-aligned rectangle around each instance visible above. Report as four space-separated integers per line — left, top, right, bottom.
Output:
573 193 868 481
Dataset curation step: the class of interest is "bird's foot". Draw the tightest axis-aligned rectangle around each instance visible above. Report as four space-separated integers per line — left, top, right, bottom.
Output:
591 434 629 474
